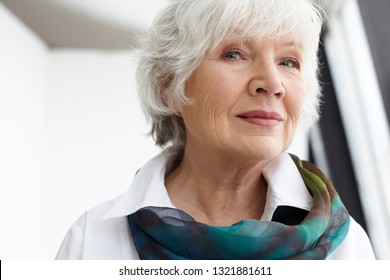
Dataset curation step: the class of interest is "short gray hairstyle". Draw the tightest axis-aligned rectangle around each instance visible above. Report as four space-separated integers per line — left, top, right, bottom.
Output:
136 0 324 151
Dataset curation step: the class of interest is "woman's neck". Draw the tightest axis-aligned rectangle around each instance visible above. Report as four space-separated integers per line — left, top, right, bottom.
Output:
165 145 268 226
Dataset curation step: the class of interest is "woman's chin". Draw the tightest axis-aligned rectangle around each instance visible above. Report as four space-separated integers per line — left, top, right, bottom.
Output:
224 142 286 163
239 138 287 160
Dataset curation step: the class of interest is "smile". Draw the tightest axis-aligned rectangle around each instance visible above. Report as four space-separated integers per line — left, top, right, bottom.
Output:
236 110 283 127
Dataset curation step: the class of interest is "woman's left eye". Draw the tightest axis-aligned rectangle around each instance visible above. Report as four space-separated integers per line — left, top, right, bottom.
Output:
280 59 300 69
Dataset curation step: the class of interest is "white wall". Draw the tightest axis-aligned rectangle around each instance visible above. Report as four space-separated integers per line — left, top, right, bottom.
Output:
0 3 47 259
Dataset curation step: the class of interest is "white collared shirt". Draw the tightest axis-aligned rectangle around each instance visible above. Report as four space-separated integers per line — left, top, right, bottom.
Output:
55 150 376 260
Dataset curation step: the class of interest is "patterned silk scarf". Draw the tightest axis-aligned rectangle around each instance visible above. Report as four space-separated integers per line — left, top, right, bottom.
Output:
128 154 350 259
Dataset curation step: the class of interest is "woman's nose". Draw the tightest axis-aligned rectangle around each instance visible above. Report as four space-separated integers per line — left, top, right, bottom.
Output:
248 63 285 99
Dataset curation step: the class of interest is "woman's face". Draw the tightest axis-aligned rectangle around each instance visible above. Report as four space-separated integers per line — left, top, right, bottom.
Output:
180 35 306 161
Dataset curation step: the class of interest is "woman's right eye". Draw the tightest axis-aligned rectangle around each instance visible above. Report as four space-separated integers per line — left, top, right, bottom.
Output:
223 51 243 61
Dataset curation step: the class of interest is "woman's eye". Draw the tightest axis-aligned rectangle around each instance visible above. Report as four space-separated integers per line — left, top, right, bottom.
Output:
223 51 243 61
281 59 300 69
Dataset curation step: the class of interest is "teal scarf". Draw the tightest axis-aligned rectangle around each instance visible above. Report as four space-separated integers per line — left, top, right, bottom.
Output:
128 155 350 259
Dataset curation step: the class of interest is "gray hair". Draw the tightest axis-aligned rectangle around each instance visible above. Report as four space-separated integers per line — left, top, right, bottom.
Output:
136 0 324 151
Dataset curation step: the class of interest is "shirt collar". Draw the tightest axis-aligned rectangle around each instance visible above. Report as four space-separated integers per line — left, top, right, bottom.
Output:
102 150 312 220
261 152 312 220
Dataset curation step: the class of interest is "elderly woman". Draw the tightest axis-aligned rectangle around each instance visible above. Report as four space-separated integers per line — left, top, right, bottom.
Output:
56 0 375 259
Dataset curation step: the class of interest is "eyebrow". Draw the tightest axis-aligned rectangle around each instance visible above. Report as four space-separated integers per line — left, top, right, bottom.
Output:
282 40 303 49
226 36 303 47
279 40 305 57
214 37 304 55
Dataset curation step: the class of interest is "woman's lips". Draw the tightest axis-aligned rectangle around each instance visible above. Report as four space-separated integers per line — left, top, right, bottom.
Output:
236 110 283 127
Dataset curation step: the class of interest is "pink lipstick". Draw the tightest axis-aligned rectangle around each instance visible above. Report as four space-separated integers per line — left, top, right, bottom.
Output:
237 110 283 127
